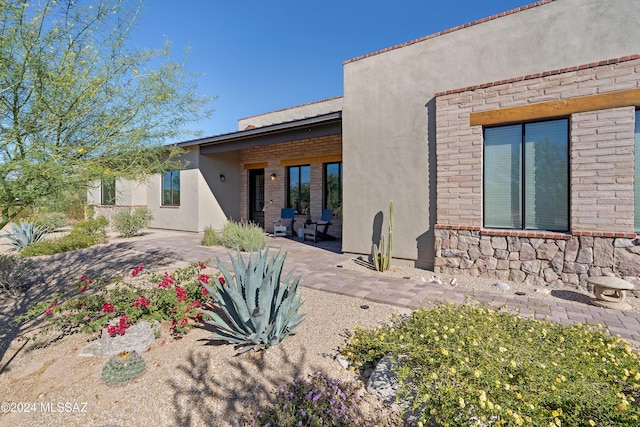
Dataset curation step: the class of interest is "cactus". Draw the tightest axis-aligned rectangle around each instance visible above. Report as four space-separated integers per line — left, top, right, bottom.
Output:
102 351 146 386
201 246 305 354
5 220 48 250
372 200 394 272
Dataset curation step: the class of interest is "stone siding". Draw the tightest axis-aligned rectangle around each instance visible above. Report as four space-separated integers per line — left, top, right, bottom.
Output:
435 228 640 288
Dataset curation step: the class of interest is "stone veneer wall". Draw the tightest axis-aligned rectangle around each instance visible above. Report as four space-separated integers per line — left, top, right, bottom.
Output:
434 228 640 288
434 56 640 288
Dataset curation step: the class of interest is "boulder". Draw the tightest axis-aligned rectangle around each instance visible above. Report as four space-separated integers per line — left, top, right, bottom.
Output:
79 320 160 358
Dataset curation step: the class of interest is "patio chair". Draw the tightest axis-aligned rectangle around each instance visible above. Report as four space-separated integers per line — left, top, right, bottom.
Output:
303 209 336 243
273 208 295 237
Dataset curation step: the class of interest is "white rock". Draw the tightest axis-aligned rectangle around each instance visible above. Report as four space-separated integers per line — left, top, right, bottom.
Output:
79 320 160 358
495 282 510 291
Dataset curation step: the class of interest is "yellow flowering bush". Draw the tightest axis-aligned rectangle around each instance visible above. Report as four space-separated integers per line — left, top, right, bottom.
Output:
342 303 640 426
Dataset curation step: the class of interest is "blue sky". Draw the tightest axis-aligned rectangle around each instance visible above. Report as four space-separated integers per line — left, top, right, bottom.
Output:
133 0 532 139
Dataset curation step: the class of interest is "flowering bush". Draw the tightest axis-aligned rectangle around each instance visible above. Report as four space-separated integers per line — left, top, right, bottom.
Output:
18 262 223 338
343 303 640 426
252 371 382 426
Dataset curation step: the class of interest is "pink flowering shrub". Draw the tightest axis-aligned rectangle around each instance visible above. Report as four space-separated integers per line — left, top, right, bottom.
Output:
18 262 226 338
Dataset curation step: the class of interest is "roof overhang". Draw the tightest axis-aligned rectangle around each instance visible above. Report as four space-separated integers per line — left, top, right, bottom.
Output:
179 111 342 155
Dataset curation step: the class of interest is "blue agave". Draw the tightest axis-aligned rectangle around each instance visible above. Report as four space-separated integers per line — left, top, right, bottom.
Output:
202 246 305 353
6 220 48 250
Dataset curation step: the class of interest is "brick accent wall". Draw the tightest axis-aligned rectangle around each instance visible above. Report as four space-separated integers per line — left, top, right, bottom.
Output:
239 134 342 238
434 57 640 287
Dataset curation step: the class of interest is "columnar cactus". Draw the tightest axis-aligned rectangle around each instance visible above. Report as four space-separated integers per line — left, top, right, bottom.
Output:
102 351 146 386
372 200 394 272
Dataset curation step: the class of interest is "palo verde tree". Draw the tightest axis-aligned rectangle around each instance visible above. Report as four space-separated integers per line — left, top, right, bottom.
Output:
0 0 213 228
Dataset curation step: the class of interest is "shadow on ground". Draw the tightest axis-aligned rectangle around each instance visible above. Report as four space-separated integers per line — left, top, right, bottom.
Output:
167 345 318 426
550 289 593 305
0 243 179 374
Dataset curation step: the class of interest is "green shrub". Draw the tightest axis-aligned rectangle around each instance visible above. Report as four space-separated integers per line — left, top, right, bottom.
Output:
20 232 97 256
253 371 384 426
20 216 108 256
343 303 640 427
112 208 153 237
71 216 108 240
201 225 222 246
202 246 305 353
0 254 36 296
215 220 266 251
31 212 70 231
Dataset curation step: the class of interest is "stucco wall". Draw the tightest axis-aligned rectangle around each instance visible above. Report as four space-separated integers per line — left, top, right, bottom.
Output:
238 97 342 130
342 0 640 268
198 151 241 231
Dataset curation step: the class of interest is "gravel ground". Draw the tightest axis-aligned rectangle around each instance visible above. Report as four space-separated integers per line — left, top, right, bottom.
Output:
0 229 403 426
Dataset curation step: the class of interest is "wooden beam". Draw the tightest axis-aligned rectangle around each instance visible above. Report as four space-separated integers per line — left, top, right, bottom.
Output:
243 162 268 170
470 88 640 126
280 154 342 167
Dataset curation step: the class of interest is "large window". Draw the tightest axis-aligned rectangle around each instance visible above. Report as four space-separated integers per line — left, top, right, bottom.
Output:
162 170 180 206
324 162 342 212
633 111 640 232
484 119 569 231
101 177 116 205
287 165 310 214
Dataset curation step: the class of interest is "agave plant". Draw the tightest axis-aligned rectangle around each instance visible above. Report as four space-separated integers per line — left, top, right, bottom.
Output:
202 246 305 353
5 220 48 250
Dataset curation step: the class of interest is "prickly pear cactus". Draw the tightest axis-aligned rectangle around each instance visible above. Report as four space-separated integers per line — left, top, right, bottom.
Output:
101 351 146 386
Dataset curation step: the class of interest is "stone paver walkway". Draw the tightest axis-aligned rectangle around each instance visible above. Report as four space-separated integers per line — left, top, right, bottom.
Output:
118 233 640 346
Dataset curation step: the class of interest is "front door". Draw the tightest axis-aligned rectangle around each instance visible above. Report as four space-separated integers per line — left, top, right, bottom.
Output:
249 169 265 228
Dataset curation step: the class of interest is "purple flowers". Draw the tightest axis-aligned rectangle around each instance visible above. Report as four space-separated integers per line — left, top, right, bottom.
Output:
252 371 376 426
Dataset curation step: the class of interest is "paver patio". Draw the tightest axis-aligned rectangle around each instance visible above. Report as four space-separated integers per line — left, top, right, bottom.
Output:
118 232 640 346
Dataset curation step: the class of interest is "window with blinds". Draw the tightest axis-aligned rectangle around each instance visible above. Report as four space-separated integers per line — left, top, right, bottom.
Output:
484 119 569 231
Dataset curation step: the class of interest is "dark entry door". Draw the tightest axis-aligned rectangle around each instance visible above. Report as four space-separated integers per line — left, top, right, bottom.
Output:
249 169 265 228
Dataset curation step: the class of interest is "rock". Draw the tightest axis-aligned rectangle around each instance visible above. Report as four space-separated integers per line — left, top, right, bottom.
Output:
521 260 541 275
564 238 579 262
614 238 636 248
594 238 614 267
576 247 593 264
491 236 507 250
495 249 509 260
367 355 400 405
450 278 458 286
79 320 160 358
495 282 510 291
509 269 526 283
614 248 640 277
519 243 536 261
536 243 559 260
335 354 350 370
479 239 494 256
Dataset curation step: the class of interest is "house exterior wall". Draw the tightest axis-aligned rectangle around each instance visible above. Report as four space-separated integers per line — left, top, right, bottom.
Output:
239 134 342 238
198 151 241 231
342 0 640 268
434 57 640 288
88 146 241 233
238 97 342 130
